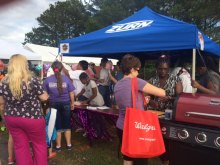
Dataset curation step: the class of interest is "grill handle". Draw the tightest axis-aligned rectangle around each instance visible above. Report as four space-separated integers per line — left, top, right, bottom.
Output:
185 112 220 119
209 99 220 106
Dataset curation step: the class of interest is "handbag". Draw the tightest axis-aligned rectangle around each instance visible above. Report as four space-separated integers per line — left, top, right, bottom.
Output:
46 108 57 147
121 78 165 158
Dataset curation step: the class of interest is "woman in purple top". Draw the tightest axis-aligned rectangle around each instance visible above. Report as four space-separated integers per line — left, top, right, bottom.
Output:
43 61 75 151
114 54 166 165
0 54 49 165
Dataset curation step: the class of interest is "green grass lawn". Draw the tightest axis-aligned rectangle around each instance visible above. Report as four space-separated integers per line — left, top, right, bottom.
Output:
48 127 161 165
48 132 123 165
0 125 161 165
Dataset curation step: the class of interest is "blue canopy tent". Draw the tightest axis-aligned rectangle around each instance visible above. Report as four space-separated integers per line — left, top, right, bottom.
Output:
60 7 220 58
60 6 220 80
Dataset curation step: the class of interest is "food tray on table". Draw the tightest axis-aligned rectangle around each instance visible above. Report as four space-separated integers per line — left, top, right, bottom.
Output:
147 110 164 118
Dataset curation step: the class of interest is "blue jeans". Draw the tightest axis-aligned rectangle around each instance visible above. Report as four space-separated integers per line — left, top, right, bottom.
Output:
98 85 111 107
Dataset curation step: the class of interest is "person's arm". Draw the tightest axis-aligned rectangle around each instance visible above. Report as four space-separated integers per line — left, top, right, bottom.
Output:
148 99 159 110
144 83 165 110
38 91 49 101
207 80 219 94
192 80 218 95
69 91 75 110
89 77 98 82
109 72 117 84
97 69 105 83
38 78 49 101
75 89 85 100
160 81 183 102
175 81 183 95
98 79 104 83
143 83 166 97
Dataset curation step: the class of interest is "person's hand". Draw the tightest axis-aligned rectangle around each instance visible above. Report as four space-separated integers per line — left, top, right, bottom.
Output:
145 96 150 104
143 96 150 110
81 100 89 105
149 100 159 110
159 96 170 102
191 80 201 89
71 102 74 110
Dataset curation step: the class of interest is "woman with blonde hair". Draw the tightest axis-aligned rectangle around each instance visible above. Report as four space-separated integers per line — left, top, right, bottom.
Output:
0 54 49 165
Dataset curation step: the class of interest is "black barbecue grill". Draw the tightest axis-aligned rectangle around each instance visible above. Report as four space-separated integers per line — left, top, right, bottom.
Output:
159 93 220 165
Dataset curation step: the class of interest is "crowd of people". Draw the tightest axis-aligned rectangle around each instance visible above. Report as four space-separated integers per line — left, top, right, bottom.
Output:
0 53 219 165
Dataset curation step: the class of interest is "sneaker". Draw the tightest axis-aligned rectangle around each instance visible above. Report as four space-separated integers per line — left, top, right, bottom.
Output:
0 126 6 132
55 146 61 152
75 128 84 133
82 132 87 137
48 152 57 159
66 145 72 151
8 158 15 165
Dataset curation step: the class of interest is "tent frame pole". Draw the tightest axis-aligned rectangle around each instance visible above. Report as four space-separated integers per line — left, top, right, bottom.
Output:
192 49 196 93
219 58 220 73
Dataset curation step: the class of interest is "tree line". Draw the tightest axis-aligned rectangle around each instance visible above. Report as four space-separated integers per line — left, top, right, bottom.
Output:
24 0 220 47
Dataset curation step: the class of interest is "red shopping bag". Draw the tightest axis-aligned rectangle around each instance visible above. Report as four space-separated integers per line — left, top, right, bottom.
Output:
121 78 165 158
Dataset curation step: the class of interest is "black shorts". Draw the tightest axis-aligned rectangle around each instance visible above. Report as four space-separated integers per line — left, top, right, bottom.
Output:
51 101 71 132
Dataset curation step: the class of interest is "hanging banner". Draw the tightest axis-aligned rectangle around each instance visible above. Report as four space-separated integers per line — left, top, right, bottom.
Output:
60 43 69 53
198 32 204 51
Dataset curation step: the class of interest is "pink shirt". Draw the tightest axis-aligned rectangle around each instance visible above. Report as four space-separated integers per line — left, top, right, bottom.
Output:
85 69 95 79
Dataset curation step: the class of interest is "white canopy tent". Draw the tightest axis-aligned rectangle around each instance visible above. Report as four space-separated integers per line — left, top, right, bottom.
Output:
24 43 57 62
0 39 41 61
24 43 118 65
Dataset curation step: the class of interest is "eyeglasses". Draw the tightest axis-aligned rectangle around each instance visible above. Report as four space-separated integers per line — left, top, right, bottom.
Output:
135 68 140 71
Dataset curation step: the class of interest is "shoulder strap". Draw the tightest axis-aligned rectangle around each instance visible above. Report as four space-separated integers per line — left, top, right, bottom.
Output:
142 92 147 108
132 78 148 109
131 78 138 109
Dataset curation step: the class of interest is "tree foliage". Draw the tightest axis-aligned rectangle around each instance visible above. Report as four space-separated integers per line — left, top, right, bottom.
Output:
87 0 220 41
24 0 220 46
24 0 89 47
159 0 220 42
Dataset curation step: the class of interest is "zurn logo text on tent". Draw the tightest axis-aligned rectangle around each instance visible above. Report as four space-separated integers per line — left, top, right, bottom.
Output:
105 20 153 33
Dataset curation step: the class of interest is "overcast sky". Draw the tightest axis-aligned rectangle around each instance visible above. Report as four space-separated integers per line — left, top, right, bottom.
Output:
0 0 66 44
